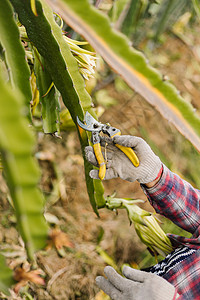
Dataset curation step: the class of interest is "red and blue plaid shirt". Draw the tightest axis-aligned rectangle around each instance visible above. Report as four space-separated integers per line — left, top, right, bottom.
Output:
143 165 200 300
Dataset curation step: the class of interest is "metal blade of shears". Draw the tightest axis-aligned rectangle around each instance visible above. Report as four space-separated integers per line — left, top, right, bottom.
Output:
77 112 103 132
85 111 102 129
77 115 94 131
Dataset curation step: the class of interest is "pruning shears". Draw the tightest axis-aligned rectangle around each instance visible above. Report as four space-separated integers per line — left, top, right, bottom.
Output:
77 112 139 180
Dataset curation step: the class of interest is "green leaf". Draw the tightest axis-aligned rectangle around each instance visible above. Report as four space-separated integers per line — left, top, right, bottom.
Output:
121 0 141 38
46 0 200 152
192 0 200 19
109 0 130 24
0 72 48 261
39 0 95 118
94 178 105 209
0 254 15 296
34 50 60 134
0 0 32 109
152 0 190 41
10 0 105 214
40 0 106 211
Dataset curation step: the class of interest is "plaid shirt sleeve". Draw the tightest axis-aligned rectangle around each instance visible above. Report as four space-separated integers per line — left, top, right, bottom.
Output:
143 164 200 235
142 164 200 299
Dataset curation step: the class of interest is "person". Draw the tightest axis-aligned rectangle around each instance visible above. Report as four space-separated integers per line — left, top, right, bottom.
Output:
85 135 200 300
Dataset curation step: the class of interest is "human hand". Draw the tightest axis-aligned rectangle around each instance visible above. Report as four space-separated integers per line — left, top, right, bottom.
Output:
85 135 162 184
96 266 179 300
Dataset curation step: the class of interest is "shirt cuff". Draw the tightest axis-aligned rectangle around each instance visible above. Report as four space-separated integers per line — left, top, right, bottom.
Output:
142 164 173 198
140 164 176 211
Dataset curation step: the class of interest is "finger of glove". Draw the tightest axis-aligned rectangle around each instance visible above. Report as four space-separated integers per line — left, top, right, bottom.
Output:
85 146 98 166
85 146 113 167
122 266 147 282
85 145 114 163
89 168 118 180
96 276 123 300
104 266 129 292
113 135 147 151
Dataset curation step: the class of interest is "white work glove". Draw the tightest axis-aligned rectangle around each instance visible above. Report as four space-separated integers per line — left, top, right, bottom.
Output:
85 135 162 184
96 266 179 300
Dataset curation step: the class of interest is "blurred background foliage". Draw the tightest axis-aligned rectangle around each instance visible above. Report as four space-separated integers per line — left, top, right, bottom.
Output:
1 0 200 298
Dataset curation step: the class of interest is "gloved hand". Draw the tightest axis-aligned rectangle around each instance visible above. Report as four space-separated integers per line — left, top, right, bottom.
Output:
85 135 162 184
96 266 179 300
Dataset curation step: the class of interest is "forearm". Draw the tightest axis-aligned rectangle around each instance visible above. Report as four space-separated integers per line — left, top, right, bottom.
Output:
142 165 200 234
